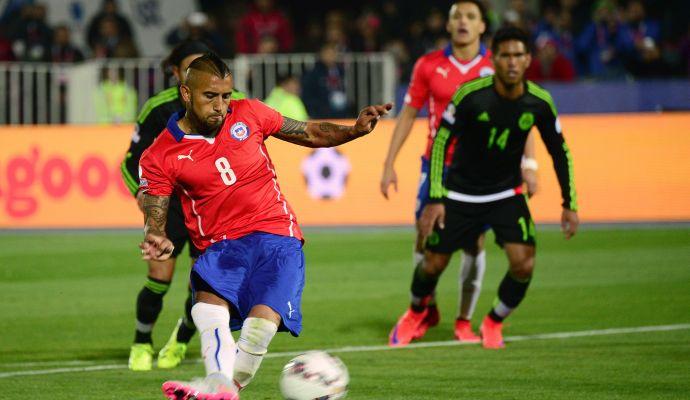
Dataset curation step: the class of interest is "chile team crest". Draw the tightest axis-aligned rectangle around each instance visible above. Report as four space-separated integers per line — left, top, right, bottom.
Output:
230 122 250 141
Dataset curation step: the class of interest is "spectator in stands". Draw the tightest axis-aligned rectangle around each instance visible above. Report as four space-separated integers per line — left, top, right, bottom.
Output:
680 22 690 77
534 5 575 62
624 0 667 77
50 25 84 63
352 8 382 53
91 16 139 58
575 0 634 78
264 74 309 120
257 35 279 54
502 0 537 31
95 66 137 124
383 38 413 84
86 0 134 53
0 26 16 61
526 33 576 82
7 3 52 62
301 42 350 118
235 0 294 54
166 12 229 57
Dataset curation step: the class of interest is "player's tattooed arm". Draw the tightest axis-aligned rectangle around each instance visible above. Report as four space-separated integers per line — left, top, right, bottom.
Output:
274 103 393 147
142 194 170 237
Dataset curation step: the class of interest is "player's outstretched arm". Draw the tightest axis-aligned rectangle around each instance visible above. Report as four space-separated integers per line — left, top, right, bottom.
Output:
140 193 175 261
274 103 393 148
380 105 419 199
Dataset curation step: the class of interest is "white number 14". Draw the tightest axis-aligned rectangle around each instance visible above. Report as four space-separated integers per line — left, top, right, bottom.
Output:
214 157 237 185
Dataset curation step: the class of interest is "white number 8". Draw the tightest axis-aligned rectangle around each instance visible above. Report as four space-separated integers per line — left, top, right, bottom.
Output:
215 157 237 186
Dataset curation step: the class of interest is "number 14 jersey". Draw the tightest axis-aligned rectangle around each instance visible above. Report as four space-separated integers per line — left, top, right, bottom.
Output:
139 99 303 250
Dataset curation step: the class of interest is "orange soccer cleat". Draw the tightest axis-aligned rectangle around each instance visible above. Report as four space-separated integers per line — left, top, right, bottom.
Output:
454 319 481 343
388 307 429 347
479 316 505 349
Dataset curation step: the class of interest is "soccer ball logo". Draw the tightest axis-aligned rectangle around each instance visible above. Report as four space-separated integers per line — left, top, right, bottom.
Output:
279 351 349 400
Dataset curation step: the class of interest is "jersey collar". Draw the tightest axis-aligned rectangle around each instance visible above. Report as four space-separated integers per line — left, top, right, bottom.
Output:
443 43 488 57
166 108 233 142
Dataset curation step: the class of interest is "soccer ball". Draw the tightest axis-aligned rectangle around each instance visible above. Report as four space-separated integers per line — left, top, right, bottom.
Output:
279 351 349 400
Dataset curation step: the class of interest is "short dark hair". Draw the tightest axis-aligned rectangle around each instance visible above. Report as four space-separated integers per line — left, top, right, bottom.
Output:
491 26 532 54
453 0 487 22
161 40 211 72
186 52 231 79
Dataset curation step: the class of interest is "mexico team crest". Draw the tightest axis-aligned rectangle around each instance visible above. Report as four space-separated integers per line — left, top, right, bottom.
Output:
230 122 250 141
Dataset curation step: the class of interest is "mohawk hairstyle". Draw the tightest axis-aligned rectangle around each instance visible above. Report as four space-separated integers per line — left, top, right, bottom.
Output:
185 52 231 80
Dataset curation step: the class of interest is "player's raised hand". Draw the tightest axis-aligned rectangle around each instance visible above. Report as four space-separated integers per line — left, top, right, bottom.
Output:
418 203 445 244
354 103 393 135
380 165 398 199
139 233 175 261
561 208 579 239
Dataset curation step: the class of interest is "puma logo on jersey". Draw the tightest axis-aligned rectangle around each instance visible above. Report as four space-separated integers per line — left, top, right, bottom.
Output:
177 150 194 161
287 301 295 319
435 66 450 79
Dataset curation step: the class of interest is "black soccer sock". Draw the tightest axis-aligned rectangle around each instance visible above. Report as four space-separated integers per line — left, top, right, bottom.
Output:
488 271 531 323
134 276 170 344
410 264 439 312
176 288 197 343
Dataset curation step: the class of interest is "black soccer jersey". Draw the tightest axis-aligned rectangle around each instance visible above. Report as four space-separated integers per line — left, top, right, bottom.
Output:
428 76 577 210
120 87 246 196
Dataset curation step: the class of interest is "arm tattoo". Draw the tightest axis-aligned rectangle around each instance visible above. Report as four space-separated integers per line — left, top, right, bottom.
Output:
143 194 170 236
279 117 308 136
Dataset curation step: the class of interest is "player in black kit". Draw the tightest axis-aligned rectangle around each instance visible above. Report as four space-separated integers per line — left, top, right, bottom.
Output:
390 26 579 349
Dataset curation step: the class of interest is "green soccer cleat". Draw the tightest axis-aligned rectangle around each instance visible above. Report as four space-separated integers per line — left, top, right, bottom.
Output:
157 319 188 369
128 343 154 371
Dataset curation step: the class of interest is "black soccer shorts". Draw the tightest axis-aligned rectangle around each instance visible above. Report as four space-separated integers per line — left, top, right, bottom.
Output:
165 195 203 259
425 194 536 254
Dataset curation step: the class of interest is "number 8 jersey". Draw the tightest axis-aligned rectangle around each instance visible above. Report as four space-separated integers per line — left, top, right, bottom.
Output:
139 98 304 250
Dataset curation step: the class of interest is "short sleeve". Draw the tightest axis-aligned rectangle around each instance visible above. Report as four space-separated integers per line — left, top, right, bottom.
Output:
404 57 430 109
248 99 285 139
139 147 174 196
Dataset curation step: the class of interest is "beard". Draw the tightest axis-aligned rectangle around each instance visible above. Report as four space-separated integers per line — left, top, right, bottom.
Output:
189 98 224 136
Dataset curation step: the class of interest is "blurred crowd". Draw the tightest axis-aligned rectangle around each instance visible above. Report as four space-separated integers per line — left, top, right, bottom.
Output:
0 0 688 82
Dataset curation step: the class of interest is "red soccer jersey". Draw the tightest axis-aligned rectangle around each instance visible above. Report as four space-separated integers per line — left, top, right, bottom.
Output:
139 99 303 250
404 44 494 162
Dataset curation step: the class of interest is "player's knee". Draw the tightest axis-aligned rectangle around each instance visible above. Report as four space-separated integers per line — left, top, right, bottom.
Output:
148 258 176 281
238 317 278 356
422 253 451 276
510 256 535 280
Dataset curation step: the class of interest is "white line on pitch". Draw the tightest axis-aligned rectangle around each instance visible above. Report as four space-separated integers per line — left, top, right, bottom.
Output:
1 323 689 379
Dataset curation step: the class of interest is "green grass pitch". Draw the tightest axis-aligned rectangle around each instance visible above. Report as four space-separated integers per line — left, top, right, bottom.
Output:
1 227 689 399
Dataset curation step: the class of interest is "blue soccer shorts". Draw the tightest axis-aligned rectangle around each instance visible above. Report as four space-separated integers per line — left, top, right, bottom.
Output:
191 232 305 337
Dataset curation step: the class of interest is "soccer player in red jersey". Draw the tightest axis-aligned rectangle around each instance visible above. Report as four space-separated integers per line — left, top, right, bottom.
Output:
382 0 539 347
139 53 391 400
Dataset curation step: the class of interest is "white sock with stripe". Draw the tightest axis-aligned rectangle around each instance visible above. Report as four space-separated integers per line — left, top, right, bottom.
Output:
191 303 236 381
458 250 486 320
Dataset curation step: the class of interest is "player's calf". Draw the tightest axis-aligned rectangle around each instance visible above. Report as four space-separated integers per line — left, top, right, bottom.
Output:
233 317 278 390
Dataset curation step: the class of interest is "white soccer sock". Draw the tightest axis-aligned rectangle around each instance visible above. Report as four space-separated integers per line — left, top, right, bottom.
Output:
233 317 278 389
458 250 486 320
191 302 236 380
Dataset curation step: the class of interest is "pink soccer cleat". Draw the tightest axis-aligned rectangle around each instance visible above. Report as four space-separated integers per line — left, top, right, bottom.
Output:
454 319 481 343
162 372 239 400
479 316 505 349
389 307 429 347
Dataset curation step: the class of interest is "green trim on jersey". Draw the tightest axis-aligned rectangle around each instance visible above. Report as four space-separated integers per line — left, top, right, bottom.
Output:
136 87 179 124
451 76 494 106
527 81 558 116
430 126 452 199
563 142 578 210
121 152 139 196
